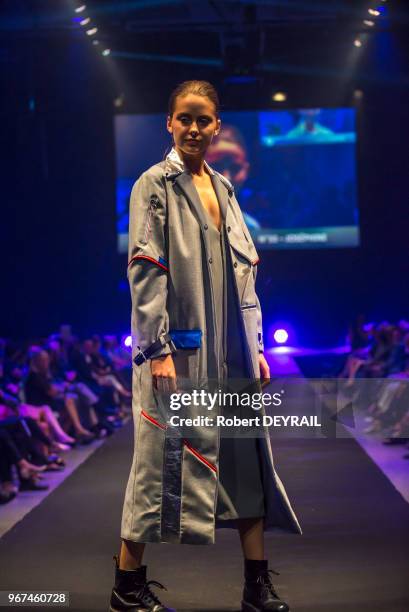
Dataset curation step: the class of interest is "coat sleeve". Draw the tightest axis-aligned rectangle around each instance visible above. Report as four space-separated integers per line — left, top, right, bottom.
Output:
127 170 176 361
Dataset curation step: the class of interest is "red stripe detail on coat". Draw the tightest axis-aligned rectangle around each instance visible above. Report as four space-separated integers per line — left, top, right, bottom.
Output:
141 410 167 430
128 255 169 272
252 257 260 266
183 439 217 473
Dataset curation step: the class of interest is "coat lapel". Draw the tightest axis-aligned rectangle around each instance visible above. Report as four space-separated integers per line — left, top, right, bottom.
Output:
166 147 230 226
209 173 228 221
173 172 209 229
173 170 230 228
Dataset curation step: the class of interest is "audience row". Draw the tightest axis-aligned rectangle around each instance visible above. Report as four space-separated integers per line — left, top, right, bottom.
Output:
0 328 132 504
338 316 409 458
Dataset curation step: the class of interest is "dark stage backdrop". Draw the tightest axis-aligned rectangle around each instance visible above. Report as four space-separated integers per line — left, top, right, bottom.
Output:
1 38 408 347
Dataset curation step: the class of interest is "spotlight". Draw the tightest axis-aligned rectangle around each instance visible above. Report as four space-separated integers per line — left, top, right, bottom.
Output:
86 27 98 36
354 39 362 47
75 5 86 12
363 20 375 26
124 335 132 348
354 89 364 100
273 329 288 344
368 8 380 16
114 93 124 108
272 92 287 102
102 48 111 56
92 39 99 45
80 17 90 26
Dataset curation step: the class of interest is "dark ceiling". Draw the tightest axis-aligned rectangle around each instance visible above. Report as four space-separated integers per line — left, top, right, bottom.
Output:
2 1 408 72
1 1 408 112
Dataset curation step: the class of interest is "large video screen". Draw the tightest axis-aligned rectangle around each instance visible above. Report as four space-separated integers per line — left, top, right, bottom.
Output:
115 108 359 253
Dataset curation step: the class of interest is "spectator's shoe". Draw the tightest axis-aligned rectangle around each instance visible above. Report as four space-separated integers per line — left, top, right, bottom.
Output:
107 418 124 429
19 475 49 491
241 559 289 612
0 489 17 505
382 437 408 446
363 420 382 434
46 454 66 467
51 441 72 452
76 432 96 445
99 419 115 436
109 555 175 612
90 423 109 439
44 462 65 472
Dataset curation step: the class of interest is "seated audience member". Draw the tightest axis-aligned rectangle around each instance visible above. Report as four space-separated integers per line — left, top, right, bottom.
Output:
0 428 49 500
384 328 406 376
89 337 131 400
24 348 96 444
0 405 65 488
340 322 394 387
102 335 132 390
47 338 109 437
1 362 75 450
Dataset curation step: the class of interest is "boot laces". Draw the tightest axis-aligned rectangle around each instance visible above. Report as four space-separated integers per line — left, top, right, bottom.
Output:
140 579 167 607
256 568 280 599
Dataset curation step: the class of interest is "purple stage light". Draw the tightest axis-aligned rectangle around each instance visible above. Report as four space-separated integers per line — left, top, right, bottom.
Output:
273 329 289 344
124 335 132 348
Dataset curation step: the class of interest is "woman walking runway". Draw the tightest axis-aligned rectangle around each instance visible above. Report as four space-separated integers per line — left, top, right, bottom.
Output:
109 80 302 612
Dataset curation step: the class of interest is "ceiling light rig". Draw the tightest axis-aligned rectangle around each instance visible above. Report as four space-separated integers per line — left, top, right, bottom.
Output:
272 92 287 102
353 3 388 48
72 3 111 58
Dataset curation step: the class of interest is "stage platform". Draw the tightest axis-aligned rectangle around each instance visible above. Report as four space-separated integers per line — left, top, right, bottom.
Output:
0 399 408 611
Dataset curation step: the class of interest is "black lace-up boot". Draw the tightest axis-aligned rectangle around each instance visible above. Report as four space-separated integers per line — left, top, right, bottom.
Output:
109 555 175 612
241 559 290 612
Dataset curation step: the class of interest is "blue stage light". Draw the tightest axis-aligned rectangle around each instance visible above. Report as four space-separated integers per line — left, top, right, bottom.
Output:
274 329 289 344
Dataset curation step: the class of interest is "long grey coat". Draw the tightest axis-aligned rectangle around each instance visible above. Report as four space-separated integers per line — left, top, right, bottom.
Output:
120 147 302 545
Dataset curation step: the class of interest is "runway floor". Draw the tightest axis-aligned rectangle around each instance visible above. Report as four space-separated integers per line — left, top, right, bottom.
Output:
0 418 408 612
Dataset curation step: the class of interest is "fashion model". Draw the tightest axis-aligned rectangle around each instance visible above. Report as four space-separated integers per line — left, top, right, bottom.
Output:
109 80 302 612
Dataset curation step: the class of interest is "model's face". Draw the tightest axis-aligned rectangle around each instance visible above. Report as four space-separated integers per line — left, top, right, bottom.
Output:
167 93 221 159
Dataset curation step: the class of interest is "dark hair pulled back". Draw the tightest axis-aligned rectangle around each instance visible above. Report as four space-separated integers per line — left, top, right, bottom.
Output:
168 80 220 119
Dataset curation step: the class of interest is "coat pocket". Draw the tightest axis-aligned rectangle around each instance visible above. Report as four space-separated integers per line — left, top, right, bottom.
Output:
227 223 259 266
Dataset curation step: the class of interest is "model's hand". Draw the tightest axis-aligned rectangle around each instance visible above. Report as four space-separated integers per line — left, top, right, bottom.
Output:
151 354 177 393
259 353 270 387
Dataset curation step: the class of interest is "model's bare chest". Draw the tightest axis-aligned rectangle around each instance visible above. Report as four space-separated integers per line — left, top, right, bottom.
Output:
192 176 222 232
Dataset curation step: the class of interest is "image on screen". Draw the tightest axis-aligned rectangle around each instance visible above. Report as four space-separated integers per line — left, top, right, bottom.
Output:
115 107 359 253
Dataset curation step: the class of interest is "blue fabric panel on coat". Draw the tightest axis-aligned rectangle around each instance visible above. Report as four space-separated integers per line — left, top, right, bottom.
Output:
170 329 202 349
160 435 183 541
